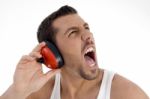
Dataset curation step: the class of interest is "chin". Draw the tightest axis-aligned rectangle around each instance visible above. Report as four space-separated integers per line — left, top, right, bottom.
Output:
79 67 99 80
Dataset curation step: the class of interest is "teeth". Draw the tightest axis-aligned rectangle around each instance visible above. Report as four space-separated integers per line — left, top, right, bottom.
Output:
85 47 94 54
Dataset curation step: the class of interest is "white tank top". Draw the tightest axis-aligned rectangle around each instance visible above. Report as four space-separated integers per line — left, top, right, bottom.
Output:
50 70 115 99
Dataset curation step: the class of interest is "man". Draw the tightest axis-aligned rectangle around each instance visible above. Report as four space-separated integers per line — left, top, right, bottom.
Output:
0 5 149 99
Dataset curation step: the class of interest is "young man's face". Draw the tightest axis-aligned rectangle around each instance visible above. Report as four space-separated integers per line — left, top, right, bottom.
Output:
53 14 99 80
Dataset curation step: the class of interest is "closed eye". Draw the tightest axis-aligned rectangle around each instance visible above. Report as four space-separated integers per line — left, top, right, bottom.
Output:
84 22 90 30
85 26 90 30
68 30 78 37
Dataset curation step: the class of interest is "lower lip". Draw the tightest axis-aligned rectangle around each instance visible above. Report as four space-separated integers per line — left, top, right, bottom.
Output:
86 63 98 72
89 63 98 69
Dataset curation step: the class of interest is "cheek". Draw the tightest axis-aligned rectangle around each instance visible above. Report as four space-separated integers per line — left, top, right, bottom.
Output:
64 42 81 55
55 34 82 58
57 39 81 57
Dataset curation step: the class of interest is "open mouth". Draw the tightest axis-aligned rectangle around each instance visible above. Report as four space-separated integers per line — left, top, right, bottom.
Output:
84 47 96 67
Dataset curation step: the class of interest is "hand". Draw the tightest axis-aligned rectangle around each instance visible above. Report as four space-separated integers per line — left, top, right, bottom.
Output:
11 42 60 98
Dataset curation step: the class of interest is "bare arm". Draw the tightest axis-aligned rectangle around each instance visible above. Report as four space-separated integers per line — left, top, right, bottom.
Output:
0 42 59 99
111 74 149 99
0 85 26 99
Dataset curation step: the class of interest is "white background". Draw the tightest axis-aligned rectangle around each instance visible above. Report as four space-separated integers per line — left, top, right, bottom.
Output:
0 0 150 96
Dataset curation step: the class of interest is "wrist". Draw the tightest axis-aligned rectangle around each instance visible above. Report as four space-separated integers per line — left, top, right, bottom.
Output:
1 84 28 99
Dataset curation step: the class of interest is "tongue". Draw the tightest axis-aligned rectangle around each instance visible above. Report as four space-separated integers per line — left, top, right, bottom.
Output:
84 55 95 67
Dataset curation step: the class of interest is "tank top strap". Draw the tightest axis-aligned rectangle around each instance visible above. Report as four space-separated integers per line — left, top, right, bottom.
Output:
98 70 115 99
50 72 61 99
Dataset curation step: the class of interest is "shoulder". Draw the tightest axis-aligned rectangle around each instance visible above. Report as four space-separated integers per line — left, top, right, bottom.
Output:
111 73 149 99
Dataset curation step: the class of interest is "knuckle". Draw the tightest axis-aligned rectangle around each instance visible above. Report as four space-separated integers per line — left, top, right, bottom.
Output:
30 52 41 57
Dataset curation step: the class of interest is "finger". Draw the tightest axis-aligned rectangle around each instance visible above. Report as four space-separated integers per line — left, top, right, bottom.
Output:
19 55 34 64
29 52 42 59
21 55 34 61
32 42 46 52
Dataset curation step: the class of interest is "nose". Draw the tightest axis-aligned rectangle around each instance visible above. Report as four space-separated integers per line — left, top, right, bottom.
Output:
81 32 94 44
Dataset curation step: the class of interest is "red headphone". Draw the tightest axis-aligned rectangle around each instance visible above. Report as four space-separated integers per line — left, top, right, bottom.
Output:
37 41 64 69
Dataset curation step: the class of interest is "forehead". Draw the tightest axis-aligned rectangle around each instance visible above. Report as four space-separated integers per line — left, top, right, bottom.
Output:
52 14 85 31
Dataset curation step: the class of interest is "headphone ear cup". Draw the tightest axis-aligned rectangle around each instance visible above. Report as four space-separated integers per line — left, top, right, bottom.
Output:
40 41 64 69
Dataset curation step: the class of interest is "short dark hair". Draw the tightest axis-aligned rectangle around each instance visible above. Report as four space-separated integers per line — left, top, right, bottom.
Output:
37 5 77 43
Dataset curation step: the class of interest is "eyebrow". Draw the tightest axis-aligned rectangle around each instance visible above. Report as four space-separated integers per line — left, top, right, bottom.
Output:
83 23 89 27
64 22 89 35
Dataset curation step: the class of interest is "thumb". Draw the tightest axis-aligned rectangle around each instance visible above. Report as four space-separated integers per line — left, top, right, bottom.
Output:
40 69 60 83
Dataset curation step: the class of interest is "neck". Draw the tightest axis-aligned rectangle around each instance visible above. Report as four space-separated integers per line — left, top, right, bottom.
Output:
61 67 85 96
60 67 102 98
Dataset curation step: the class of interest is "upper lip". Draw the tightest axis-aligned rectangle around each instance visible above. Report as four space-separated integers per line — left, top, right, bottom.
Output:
83 45 96 55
